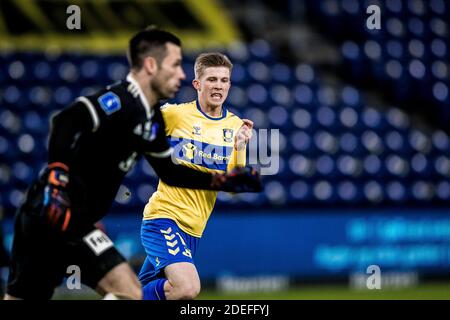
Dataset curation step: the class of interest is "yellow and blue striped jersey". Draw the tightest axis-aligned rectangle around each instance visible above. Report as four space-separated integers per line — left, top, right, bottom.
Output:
143 100 246 237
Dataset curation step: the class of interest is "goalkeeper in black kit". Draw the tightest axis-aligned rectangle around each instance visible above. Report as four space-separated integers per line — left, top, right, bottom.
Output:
4 27 261 300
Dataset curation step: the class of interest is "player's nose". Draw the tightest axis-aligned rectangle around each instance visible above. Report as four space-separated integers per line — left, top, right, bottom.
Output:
179 68 186 81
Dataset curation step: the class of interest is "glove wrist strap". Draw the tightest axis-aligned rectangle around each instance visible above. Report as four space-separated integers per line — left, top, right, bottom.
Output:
48 162 69 187
48 162 69 172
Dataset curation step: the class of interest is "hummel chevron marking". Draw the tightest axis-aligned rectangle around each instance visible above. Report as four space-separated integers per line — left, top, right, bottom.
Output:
166 240 178 248
164 234 176 241
168 247 180 255
160 227 172 234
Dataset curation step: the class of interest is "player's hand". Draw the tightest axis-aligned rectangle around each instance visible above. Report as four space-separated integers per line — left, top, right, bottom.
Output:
235 119 253 151
41 163 72 233
211 166 262 193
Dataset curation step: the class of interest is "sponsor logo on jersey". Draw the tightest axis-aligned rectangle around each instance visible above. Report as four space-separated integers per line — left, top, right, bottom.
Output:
169 137 232 171
192 126 202 135
98 92 121 115
183 143 198 160
83 229 114 256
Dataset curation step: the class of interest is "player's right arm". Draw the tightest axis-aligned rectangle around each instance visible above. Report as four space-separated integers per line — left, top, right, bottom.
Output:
48 101 97 165
44 90 114 233
41 101 97 232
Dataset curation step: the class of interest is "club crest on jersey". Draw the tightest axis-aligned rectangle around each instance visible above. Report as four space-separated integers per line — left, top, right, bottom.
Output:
192 126 202 135
98 92 121 115
223 128 234 142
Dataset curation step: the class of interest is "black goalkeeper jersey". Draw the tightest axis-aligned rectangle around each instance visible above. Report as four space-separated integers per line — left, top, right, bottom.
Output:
45 74 211 228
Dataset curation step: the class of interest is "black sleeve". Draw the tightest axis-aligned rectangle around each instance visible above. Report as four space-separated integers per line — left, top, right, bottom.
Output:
48 101 94 165
144 154 217 190
143 105 172 157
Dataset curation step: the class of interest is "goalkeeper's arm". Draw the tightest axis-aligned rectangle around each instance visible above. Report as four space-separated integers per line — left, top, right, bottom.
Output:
43 103 93 233
144 154 261 193
48 102 93 165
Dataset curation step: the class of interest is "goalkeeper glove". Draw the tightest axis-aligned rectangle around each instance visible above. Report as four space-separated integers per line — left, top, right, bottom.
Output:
211 166 262 193
41 163 71 233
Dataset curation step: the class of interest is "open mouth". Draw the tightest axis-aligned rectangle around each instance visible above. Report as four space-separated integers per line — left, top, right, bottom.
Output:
211 93 222 99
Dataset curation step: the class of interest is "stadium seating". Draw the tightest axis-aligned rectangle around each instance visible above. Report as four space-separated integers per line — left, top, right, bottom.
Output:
1 33 449 217
305 0 450 126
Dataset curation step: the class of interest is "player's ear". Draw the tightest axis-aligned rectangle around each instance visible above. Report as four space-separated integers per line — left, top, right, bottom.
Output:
143 56 158 75
192 79 200 91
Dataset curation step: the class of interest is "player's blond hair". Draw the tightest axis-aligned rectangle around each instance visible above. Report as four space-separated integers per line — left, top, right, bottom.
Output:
194 52 233 79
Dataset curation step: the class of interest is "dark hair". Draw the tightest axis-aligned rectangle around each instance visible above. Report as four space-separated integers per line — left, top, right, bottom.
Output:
127 27 182 70
194 52 233 79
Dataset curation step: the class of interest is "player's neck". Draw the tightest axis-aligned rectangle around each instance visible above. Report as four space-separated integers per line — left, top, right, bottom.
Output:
128 71 158 107
198 100 223 118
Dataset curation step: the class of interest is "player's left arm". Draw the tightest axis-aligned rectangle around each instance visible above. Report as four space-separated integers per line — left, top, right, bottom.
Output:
228 119 254 170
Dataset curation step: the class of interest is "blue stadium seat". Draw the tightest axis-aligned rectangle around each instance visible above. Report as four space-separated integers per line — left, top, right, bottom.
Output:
363 154 384 178
248 39 275 63
289 180 313 202
290 131 312 154
288 154 315 178
28 86 53 111
385 180 408 203
312 180 337 203
336 154 362 178
268 105 289 128
23 111 46 134
227 86 249 109
313 130 339 154
264 180 287 205
363 180 384 203
4 188 25 211
270 84 292 106
80 59 102 82
292 108 315 131
315 154 335 178
436 180 450 200
337 180 363 203
230 63 249 84
410 153 435 178
247 61 271 83
271 63 293 84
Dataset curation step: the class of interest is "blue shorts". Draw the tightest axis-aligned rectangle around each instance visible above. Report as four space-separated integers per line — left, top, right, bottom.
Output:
138 218 200 286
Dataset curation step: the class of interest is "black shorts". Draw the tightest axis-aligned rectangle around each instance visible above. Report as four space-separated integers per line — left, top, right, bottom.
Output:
6 183 126 300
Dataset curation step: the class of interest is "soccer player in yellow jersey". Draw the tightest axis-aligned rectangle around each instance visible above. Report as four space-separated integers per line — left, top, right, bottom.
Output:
139 52 254 300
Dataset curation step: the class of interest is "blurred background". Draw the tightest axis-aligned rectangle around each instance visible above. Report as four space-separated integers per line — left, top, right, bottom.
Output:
1 0 450 299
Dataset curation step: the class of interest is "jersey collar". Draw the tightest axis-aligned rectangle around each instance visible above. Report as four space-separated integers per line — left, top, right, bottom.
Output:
126 73 153 119
195 100 227 121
